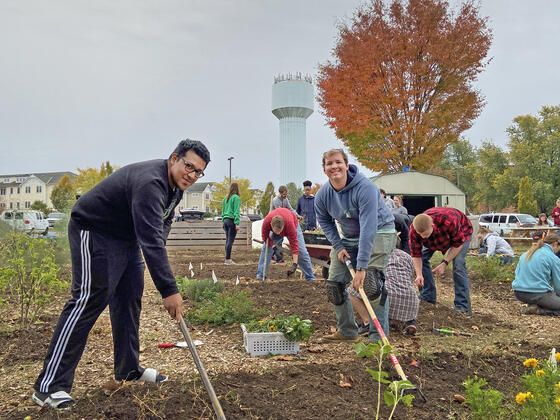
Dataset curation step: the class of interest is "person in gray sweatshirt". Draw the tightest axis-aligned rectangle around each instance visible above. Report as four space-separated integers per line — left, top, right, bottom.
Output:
315 149 396 343
477 226 515 263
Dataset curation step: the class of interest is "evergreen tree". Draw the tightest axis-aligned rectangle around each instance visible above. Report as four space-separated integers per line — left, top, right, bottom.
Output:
517 176 538 216
259 182 275 217
286 182 302 209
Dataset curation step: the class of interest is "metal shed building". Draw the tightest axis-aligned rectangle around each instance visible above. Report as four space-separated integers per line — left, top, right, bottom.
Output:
372 171 466 215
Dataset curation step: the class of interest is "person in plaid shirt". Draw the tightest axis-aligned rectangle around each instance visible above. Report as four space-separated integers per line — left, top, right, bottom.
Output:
409 207 473 313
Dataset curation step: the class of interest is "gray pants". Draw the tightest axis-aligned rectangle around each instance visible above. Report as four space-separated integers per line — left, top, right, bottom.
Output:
514 290 560 316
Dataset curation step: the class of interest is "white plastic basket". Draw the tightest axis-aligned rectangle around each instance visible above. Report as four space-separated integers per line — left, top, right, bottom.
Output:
240 324 300 356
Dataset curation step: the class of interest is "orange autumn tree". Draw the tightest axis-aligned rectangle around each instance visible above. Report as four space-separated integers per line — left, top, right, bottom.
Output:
317 0 492 173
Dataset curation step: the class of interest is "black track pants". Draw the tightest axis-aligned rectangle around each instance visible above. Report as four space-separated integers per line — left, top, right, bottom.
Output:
34 219 145 394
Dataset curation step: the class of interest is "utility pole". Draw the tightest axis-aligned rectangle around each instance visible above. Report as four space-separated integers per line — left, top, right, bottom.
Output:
228 157 234 186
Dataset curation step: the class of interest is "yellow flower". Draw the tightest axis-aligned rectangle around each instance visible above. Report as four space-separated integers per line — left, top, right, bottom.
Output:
515 392 534 405
269 325 277 332
523 358 538 368
556 397 560 406
556 353 560 362
536 369 545 377
556 381 560 391
506 277 510 281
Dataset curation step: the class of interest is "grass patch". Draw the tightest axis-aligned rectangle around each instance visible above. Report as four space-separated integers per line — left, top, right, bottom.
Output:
467 256 517 282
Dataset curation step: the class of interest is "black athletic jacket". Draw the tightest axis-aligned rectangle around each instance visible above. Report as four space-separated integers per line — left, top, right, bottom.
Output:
71 159 182 298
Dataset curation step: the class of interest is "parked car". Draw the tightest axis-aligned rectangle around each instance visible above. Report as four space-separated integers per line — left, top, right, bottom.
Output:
1 210 50 234
247 214 262 222
47 212 65 227
478 212 537 235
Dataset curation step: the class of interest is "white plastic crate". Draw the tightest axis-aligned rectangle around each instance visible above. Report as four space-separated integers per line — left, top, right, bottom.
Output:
240 324 300 356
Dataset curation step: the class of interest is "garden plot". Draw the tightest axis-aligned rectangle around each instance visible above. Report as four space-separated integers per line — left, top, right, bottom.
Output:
2 248 560 419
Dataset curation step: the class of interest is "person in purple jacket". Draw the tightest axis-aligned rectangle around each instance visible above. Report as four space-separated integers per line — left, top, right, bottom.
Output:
32 139 210 410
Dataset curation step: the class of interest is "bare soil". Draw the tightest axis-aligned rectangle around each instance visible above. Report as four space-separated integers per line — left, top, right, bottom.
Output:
2 248 559 419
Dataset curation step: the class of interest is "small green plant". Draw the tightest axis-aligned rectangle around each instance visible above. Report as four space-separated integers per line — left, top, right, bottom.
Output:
0 233 68 329
186 289 263 326
176 276 225 302
354 341 414 420
462 376 505 419
467 255 517 282
245 315 314 341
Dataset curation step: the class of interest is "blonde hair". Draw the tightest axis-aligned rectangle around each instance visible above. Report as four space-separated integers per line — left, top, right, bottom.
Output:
477 226 491 235
271 215 284 231
525 233 560 261
413 214 433 234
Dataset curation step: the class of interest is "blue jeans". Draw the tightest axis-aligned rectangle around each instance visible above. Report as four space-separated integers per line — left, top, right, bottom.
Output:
327 233 397 342
420 238 471 311
256 225 315 281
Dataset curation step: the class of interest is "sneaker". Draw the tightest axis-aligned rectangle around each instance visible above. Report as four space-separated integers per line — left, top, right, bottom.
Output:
322 330 358 342
403 321 417 335
454 307 470 314
357 323 370 335
523 304 539 315
32 391 75 410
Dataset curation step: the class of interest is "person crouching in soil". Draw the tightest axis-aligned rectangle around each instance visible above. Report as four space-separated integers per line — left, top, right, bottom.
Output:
477 226 515 264
513 233 560 315
256 207 316 282
348 247 419 335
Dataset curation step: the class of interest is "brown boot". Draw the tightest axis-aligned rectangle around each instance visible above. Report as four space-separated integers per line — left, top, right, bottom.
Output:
322 330 358 342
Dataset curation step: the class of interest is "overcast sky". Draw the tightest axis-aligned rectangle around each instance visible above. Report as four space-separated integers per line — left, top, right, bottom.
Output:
1 1 559 189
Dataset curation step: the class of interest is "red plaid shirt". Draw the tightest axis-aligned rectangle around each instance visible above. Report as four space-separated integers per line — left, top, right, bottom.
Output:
409 207 472 258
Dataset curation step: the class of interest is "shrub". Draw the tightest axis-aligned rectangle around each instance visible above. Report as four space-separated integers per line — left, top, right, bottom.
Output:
467 255 517 282
462 376 505 419
0 233 68 329
177 276 225 302
186 288 264 326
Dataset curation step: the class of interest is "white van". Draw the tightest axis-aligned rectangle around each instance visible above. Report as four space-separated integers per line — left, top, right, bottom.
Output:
1 210 50 234
478 213 537 235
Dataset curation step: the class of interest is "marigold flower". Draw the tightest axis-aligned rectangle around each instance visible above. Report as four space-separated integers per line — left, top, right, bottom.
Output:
556 397 560 406
515 392 534 405
556 353 560 362
536 369 545 377
523 358 538 368
269 325 277 332
556 381 560 391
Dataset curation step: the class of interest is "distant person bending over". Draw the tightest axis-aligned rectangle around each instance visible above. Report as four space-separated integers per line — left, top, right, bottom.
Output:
32 139 210 409
513 233 560 315
380 189 396 210
222 182 241 265
269 185 296 263
552 198 560 226
409 207 473 313
393 213 413 255
296 180 317 231
477 226 515 264
348 247 419 336
392 195 408 216
256 208 315 282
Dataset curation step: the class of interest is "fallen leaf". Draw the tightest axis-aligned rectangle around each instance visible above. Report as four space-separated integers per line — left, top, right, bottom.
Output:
308 346 326 353
471 325 479 331
102 380 121 392
312 308 320 314
338 373 352 388
139 346 145 353
454 394 466 403
330 326 337 333
410 360 419 367
272 355 295 361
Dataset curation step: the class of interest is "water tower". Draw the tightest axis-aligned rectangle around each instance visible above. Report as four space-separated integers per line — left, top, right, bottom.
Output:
272 73 314 186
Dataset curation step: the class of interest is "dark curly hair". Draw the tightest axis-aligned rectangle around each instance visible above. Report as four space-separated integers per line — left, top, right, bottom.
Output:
171 139 211 164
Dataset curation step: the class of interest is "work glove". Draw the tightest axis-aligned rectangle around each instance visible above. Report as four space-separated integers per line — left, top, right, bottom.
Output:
287 263 298 277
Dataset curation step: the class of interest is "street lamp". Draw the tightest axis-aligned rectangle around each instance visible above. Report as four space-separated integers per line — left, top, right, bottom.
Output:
227 157 234 186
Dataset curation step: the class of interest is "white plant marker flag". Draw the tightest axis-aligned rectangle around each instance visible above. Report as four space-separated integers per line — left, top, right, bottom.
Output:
188 262 193 271
235 275 240 285
200 262 203 270
212 270 218 284
190 269 195 278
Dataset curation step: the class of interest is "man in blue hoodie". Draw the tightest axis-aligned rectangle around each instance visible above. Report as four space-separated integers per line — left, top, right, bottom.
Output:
315 149 396 342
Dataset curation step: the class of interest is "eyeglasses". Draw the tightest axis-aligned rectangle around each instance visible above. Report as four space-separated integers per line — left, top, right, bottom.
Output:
180 157 205 178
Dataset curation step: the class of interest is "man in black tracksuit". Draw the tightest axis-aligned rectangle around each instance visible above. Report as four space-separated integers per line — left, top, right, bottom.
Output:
32 139 210 409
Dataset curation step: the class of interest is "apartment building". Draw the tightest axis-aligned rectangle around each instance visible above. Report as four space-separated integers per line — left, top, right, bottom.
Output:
179 182 215 213
0 172 76 211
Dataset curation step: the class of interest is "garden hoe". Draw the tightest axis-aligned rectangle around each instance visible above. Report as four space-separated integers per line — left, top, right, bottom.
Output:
344 258 427 403
179 318 226 420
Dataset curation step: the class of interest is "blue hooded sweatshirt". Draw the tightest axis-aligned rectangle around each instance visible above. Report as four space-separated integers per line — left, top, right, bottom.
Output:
315 164 395 270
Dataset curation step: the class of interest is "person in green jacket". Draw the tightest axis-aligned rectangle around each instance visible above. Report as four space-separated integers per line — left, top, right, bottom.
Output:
222 182 241 265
